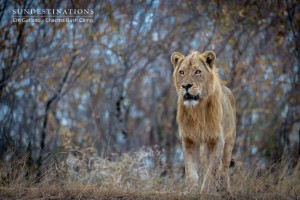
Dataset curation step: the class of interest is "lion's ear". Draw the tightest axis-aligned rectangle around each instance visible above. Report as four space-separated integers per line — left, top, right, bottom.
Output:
201 51 216 69
171 52 184 68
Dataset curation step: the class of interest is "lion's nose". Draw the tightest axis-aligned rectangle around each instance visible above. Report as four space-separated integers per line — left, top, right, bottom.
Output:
182 84 193 91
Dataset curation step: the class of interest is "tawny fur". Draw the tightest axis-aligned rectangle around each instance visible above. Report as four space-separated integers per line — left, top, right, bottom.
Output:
171 51 236 193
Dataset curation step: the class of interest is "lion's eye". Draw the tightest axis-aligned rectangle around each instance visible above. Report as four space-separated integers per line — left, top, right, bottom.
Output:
195 70 202 75
179 70 184 75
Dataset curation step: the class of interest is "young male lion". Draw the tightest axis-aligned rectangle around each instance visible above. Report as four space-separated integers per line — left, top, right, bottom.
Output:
171 51 236 193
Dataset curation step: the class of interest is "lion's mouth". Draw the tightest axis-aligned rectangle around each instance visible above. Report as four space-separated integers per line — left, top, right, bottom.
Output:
183 93 200 101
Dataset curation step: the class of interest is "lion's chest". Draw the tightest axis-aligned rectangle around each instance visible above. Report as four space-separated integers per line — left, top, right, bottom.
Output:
178 109 220 143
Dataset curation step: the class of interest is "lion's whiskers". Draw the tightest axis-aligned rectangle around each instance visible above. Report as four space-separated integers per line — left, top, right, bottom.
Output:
177 89 185 96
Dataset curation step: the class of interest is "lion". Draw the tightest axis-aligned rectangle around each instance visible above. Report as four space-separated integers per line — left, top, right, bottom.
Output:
171 51 236 193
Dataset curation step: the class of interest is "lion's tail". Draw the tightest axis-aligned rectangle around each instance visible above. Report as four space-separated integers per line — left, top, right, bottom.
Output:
229 159 235 168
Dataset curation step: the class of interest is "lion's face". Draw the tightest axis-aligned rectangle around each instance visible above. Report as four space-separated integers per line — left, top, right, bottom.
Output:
171 51 216 107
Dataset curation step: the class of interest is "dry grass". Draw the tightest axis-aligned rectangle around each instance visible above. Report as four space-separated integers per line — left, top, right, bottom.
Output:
0 147 299 199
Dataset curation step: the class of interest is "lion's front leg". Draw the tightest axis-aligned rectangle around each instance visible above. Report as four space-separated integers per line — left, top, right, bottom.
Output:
200 136 224 193
182 137 200 187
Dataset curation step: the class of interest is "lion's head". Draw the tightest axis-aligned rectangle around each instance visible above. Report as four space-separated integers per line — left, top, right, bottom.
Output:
171 51 217 107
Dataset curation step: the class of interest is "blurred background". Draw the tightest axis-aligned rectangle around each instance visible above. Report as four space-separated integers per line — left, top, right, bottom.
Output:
0 0 299 174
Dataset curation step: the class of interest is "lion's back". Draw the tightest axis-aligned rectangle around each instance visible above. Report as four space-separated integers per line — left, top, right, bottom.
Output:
221 85 236 137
